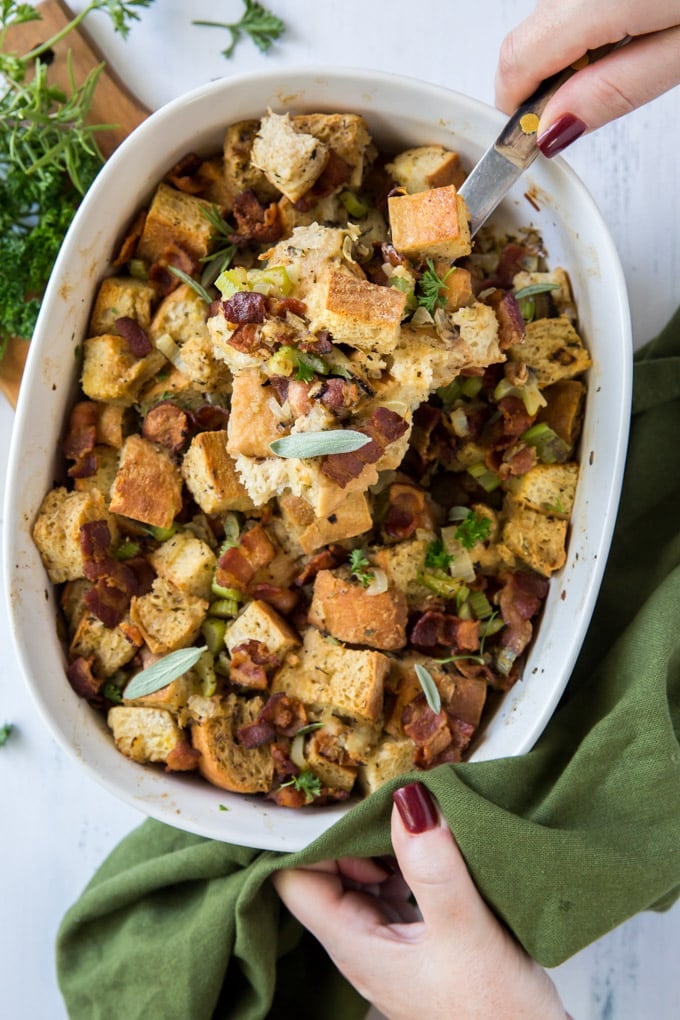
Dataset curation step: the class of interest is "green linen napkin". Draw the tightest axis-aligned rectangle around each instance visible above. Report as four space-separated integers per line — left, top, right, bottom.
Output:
57 312 680 1020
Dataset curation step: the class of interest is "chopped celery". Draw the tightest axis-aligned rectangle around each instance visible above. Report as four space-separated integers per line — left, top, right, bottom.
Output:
520 422 571 464
115 540 141 561
202 617 227 655
215 264 293 299
209 598 241 619
460 376 483 398
211 580 243 600
417 569 464 598
468 589 493 619
466 462 501 493
480 615 504 638
215 266 249 298
128 258 148 280
339 190 370 218
493 375 547 416
147 523 177 542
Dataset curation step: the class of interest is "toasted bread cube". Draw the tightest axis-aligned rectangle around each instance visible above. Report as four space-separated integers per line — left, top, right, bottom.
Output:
136 182 214 262
357 734 416 795
226 368 286 460
125 672 200 713
189 693 274 793
81 334 167 407
272 627 388 723
33 487 117 584
96 403 128 448
73 445 120 502
506 462 579 519
388 185 471 261
107 706 185 765
386 145 465 193
298 490 373 554
319 269 406 354
502 500 568 576
149 530 217 600
88 276 156 336
305 736 357 793
175 335 233 390
308 570 408 651
137 367 208 414
148 283 209 344
435 263 473 310
223 119 280 202
60 578 92 635
536 379 586 448
70 612 141 676
371 538 432 606
250 110 329 203
130 577 208 655
225 599 300 659
509 317 592 387
292 112 372 189
109 434 183 530
182 430 254 514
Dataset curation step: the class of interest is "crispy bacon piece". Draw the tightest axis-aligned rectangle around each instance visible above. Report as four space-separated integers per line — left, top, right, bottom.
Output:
166 740 202 771
84 581 130 629
320 406 408 487
294 546 347 587
383 482 432 541
481 289 526 350
237 692 307 747
79 523 153 626
229 639 279 690
250 582 300 615
66 656 103 704
267 296 308 320
227 322 265 354
230 189 284 245
63 401 99 460
67 453 98 479
166 153 205 194
112 209 147 268
497 571 549 674
148 243 198 295
410 611 480 656
192 405 230 432
318 378 364 417
402 695 452 766
115 316 153 357
268 376 290 405
80 520 113 577
497 395 535 443
482 243 532 290
222 290 268 324
215 524 276 593
142 401 191 452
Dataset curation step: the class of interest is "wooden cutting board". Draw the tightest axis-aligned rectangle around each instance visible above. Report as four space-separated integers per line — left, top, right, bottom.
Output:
0 0 149 407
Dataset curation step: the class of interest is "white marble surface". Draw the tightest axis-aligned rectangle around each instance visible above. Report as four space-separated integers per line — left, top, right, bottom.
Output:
1 2 679 1017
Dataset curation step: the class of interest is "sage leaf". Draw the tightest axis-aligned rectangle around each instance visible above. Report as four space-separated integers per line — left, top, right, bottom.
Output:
414 663 442 715
269 430 371 459
123 645 208 700
513 282 560 300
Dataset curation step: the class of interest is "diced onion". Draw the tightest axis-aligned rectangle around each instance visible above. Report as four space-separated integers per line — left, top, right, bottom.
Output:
154 332 189 374
365 567 389 596
267 396 291 422
449 406 469 437
410 305 434 326
290 733 307 769
441 528 477 583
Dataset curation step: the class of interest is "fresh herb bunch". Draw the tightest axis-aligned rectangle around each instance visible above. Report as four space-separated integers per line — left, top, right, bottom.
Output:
279 770 322 804
349 548 375 587
194 0 285 59
0 721 14 747
0 1 155 358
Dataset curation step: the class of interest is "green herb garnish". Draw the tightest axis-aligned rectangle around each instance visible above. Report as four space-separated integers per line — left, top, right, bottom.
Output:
0 722 14 747
123 645 208 699
193 0 285 59
269 430 371 459
425 539 454 572
417 259 454 315
199 204 236 288
349 548 375 588
513 281 560 323
279 769 322 804
167 265 213 304
454 510 492 549
414 664 442 715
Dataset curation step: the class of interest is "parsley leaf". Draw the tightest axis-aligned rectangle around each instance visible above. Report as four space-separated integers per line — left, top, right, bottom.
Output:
193 1 285 59
417 259 454 315
349 548 375 587
280 770 322 804
454 510 491 550
425 539 454 572
0 722 14 747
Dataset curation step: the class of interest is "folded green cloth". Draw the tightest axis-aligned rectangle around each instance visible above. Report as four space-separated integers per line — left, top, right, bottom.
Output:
57 312 680 1020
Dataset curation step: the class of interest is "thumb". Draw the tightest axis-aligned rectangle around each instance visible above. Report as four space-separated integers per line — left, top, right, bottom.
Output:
537 27 680 157
391 783 490 940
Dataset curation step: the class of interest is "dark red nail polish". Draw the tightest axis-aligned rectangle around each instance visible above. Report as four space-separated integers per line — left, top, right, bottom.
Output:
393 782 439 833
537 114 586 158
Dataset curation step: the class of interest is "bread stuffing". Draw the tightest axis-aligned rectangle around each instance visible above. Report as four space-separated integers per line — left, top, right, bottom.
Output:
33 108 590 808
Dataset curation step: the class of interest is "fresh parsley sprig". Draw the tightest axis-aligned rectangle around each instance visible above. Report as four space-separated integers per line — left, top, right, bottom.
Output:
349 548 375 588
417 259 455 315
0 722 14 747
193 0 285 59
279 769 322 804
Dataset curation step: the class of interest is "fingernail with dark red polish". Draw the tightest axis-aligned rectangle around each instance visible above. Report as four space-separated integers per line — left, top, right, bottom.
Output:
393 783 439 833
537 114 586 158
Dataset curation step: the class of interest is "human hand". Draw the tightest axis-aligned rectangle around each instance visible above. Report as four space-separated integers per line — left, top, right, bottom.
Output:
495 0 680 156
273 782 567 1020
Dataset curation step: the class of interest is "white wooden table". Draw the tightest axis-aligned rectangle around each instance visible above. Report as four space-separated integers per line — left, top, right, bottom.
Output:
1 2 679 1017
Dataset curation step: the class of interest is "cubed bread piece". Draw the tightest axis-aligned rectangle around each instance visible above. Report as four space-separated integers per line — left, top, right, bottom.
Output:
148 283 209 344
60 578 92 635
298 490 373 554
292 112 372 189
509 316 592 387
124 672 200 713
189 693 274 793
88 276 157 336
137 367 208 414
174 334 232 390
226 368 287 460
136 182 214 262
96 403 128 448
70 612 141 676
371 538 432 606
182 429 254 514
357 734 416 795
386 145 465 193
130 577 208 655
33 487 118 584
388 185 471 261
193 154 235 208
265 223 353 303
81 334 167 407
308 570 408 651
502 500 568 576
107 705 185 765
318 268 406 354
149 530 217 600
225 599 300 659
250 110 329 203
272 627 389 723
73 445 120 502
436 264 474 310
109 434 183 530
305 736 357 793
223 119 281 202
505 462 579 519
536 379 586 448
